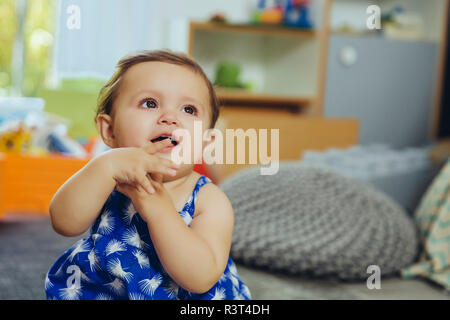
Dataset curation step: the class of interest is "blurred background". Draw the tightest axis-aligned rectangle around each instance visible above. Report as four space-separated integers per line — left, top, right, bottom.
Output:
0 0 450 300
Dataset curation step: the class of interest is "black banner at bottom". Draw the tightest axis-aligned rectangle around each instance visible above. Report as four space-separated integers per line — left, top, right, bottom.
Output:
0 300 443 318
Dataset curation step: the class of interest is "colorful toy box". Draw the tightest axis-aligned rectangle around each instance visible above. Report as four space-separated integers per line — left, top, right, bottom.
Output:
0 153 89 218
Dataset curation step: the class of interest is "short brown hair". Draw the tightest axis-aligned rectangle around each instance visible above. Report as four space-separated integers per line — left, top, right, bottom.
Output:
95 50 220 128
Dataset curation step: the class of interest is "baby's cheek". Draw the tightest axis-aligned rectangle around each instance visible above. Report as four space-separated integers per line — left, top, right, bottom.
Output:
127 132 149 148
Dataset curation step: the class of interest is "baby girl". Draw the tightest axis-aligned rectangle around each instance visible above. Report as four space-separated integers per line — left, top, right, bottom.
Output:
45 50 251 300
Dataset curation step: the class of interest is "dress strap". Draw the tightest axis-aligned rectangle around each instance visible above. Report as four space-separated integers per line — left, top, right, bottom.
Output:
181 175 211 219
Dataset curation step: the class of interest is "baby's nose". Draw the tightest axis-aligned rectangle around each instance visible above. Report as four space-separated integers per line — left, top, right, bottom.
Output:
159 112 179 125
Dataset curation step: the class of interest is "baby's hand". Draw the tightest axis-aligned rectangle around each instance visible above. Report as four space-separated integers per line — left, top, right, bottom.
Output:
101 139 179 194
116 173 175 222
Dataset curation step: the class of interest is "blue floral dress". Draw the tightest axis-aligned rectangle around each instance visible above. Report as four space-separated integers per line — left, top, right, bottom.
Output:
45 175 251 300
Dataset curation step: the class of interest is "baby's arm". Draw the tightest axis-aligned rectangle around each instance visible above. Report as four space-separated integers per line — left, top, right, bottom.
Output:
49 153 116 237
144 182 234 294
49 139 178 237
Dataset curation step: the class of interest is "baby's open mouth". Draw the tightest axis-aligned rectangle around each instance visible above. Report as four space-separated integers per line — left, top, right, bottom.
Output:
151 136 178 146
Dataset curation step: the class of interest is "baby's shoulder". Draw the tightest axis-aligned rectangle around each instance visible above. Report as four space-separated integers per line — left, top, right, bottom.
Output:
195 177 233 218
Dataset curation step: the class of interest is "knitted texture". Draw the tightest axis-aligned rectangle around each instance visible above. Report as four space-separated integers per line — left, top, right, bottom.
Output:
220 162 418 280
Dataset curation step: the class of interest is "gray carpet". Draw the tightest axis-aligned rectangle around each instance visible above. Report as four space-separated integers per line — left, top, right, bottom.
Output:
0 214 88 300
1 214 449 300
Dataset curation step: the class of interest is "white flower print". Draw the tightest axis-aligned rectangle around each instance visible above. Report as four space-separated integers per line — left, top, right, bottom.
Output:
242 284 252 299
232 286 245 300
54 263 65 279
107 258 133 283
68 239 91 262
129 292 146 300
185 194 193 207
59 286 82 300
132 249 150 269
228 261 238 277
163 280 180 299
228 271 240 289
44 274 53 290
179 210 192 225
98 210 114 235
138 273 163 296
91 233 102 245
104 278 125 296
87 249 100 272
123 202 137 225
96 293 113 300
79 270 93 283
210 287 226 300
218 272 228 283
105 239 127 256
122 225 143 249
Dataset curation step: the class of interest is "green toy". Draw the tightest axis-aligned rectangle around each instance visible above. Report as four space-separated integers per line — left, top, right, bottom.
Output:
214 61 250 89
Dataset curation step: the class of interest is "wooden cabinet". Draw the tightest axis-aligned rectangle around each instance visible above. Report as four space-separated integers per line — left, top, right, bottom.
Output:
215 106 359 178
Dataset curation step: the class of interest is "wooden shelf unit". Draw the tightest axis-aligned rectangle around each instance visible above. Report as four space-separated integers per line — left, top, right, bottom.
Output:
188 0 332 115
215 88 314 110
189 22 318 39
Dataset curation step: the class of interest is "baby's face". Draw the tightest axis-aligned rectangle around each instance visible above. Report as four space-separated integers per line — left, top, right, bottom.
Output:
109 61 212 162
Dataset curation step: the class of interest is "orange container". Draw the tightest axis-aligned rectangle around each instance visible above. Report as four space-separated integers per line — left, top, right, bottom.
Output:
0 153 89 217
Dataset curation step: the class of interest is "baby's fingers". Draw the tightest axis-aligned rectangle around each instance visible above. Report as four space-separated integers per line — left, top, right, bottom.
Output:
146 157 178 176
150 172 164 185
138 175 156 195
116 183 134 198
143 138 173 154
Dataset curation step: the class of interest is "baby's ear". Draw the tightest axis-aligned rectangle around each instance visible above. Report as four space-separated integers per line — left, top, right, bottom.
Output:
96 114 115 148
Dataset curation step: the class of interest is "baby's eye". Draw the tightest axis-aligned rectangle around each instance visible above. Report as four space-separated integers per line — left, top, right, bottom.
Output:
182 105 197 115
141 99 157 109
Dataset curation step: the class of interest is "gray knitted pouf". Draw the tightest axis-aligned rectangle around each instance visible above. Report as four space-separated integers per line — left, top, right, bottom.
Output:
219 162 418 280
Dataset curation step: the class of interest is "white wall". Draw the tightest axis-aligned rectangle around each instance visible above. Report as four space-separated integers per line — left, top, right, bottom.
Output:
53 0 257 80
52 0 330 81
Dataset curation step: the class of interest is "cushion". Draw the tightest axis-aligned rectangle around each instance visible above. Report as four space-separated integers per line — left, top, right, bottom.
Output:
219 162 418 280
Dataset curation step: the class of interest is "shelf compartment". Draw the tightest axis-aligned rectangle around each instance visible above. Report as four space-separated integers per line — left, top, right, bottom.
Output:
215 88 314 109
190 22 317 39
